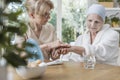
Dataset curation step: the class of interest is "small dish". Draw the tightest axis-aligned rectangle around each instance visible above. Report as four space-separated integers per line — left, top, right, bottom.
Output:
16 62 47 79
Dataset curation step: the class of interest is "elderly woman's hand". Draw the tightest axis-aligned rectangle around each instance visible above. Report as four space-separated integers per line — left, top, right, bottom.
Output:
51 48 61 60
60 48 69 55
50 43 71 60
51 47 70 60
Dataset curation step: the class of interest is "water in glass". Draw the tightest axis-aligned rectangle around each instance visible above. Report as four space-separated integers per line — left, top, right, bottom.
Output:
84 54 96 69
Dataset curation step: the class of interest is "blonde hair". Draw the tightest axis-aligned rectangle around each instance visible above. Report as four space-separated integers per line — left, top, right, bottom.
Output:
25 0 54 16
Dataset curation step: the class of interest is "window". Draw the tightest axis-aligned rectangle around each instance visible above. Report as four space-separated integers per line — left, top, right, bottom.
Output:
50 0 88 43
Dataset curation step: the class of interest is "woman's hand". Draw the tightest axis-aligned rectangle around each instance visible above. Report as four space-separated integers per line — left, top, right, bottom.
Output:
58 48 69 55
51 49 61 60
40 40 71 52
40 40 62 51
50 43 71 60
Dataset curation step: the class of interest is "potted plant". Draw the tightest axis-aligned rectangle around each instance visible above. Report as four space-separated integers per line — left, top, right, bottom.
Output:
0 0 34 79
111 17 120 27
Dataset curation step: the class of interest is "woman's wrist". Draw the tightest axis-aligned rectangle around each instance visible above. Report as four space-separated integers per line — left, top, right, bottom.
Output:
69 46 85 56
68 46 74 52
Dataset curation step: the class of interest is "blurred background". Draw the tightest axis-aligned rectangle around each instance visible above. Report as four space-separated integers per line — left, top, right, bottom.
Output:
4 0 120 43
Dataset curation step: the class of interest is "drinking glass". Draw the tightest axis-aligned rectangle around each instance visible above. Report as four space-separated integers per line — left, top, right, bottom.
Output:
83 54 96 69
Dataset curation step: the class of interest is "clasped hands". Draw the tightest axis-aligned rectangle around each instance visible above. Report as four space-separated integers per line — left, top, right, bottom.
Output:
47 40 71 60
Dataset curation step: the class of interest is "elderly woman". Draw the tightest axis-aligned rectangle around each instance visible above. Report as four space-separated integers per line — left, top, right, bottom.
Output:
15 0 64 61
56 4 119 65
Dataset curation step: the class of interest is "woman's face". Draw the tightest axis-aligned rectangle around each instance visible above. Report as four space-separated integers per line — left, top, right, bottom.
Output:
31 9 51 26
35 12 50 26
86 14 104 33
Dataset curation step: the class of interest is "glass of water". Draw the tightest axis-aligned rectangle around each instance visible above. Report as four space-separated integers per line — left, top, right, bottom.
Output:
83 54 96 69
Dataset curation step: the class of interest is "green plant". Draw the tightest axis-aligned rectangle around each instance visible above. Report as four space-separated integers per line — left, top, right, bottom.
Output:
61 0 86 43
62 18 75 43
111 17 119 23
117 0 120 2
105 16 111 24
0 0 33 67
49 0 87 43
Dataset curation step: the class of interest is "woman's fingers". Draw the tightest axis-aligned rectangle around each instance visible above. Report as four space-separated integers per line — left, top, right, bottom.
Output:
51 49 61 60
51 47 70 60
60 48 69 55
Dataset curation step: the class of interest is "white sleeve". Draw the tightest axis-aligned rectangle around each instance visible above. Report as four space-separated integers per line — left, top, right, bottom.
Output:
84 30 119 63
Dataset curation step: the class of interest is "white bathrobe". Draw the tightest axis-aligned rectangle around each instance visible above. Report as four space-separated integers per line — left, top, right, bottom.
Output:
62 24 119 65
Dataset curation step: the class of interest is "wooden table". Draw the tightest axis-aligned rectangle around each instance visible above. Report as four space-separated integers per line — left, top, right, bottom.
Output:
9 62 120 80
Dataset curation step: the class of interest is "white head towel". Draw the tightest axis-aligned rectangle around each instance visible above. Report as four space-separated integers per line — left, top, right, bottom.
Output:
87 4 106 21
